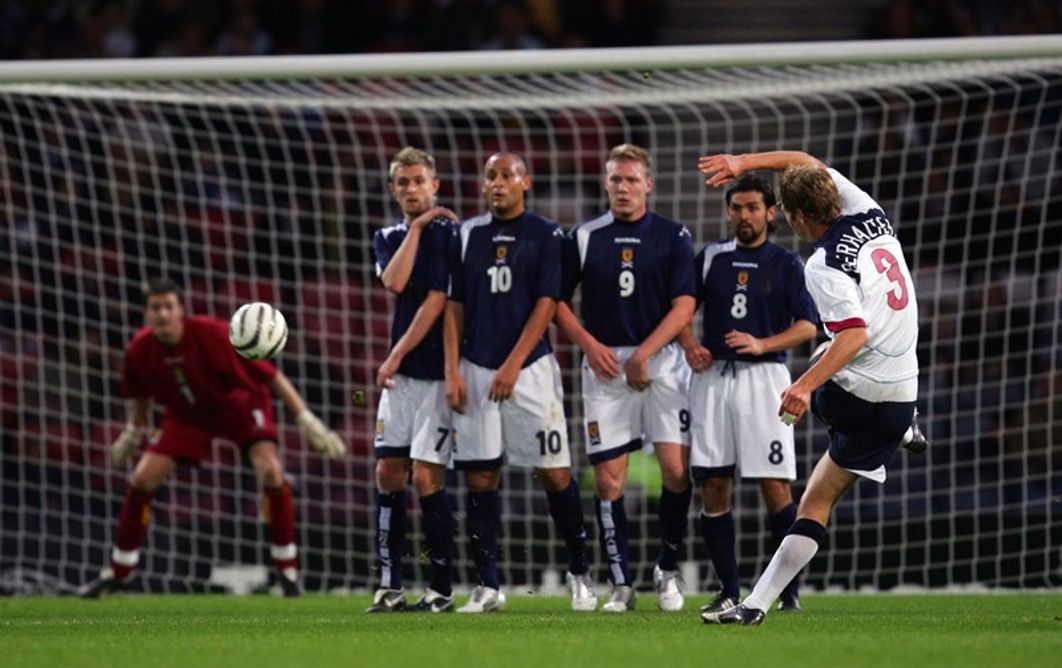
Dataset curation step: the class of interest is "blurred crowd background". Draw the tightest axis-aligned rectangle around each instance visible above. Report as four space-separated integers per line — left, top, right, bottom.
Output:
0 0 1059 61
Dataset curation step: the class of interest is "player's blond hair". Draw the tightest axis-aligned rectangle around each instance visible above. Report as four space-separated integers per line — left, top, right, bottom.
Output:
606 143 652 176
388 147 436 182
780 164 841 226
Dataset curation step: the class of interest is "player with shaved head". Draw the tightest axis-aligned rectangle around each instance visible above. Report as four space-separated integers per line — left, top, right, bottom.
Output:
445 152 594 612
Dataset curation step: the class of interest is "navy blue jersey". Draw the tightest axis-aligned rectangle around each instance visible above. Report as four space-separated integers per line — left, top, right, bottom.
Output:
562 210 695 347
373 217 455 380
694 239 818 364
448 211 562 370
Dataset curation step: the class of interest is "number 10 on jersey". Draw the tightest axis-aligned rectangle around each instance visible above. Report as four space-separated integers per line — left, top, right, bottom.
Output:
487 265 512 293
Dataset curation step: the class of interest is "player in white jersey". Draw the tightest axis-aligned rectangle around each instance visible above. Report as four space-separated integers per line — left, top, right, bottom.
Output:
697 151 928 626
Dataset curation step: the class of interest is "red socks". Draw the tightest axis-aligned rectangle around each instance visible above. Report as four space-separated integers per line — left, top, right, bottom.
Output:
111 488 154 580
264 483 298 574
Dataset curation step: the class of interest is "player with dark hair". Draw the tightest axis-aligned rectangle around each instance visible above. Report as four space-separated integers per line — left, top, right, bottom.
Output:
368 147 460 613
445 152 594 613
678 175 818 615
556 143 696 612
80 278 345 598
698 151 928 626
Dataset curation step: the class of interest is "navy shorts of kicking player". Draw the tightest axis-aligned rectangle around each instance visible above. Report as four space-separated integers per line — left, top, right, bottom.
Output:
812 380 915 477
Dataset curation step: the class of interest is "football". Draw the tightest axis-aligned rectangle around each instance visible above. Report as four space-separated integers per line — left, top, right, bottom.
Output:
229 302 288 360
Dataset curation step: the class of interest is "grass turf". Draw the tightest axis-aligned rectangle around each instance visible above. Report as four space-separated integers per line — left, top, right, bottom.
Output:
2 594 1060 668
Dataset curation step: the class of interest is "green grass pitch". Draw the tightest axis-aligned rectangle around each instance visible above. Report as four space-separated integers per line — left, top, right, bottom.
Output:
2 594 1060 668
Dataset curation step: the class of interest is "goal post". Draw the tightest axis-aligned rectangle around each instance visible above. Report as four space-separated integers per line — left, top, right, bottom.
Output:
1 36 1059 594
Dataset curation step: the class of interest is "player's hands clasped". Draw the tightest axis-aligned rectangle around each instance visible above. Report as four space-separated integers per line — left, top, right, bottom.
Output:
296 410 346 458
489 361 520 402
684 344 714 373
698 154 746 188
445 371 468 414
585 339 621 380
109 424 146 466
725 330 765 356
778 382 812 426
410 206 459 230
624 352 651 392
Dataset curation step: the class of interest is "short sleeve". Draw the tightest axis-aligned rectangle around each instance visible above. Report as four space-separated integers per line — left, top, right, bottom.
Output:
447 225 464 302
535 224 563 300
373 229 393 279
425 221 452 293
559 227 581 302
804 250 865 334
785 253 819 325
826 167 881 216
667 225 696 300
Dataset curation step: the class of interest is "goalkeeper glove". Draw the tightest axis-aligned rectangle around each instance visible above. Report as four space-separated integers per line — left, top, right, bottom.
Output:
296 410 346 458
110 424 146 466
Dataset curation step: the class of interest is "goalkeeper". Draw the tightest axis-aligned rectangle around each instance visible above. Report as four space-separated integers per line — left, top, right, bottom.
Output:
80 278 345 598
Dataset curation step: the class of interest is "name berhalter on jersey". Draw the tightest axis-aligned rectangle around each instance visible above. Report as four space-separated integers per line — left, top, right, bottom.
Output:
804 168 919 403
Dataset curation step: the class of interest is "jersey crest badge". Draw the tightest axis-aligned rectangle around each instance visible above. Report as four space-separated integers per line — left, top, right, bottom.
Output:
621 247 634 267
496 245 508 262
737 270 749 286
587 421 602 446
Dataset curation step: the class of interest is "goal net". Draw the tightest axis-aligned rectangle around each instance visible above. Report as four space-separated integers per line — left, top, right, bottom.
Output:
2 37 1060 594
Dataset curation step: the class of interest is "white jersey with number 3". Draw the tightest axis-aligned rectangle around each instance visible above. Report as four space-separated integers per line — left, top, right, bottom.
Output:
803 168 919 403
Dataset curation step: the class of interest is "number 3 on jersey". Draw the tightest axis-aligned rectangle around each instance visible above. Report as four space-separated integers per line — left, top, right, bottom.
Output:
871 248 909 310
487 265 512 293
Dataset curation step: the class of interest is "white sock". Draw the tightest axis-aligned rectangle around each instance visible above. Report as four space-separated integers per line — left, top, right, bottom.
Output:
743 534 819 612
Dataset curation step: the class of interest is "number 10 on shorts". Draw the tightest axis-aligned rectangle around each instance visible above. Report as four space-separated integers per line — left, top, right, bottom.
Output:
536 430 562 455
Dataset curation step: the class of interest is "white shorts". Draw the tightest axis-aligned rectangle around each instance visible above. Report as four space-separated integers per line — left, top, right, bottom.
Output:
374 375 453 467
452 354 571 470
689 361 797 481
581 342 691 464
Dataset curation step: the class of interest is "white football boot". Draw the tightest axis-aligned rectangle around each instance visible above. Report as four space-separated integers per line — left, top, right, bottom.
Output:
567 571 598 612
456 585 507 613
600 585 636 613
654 564 685 612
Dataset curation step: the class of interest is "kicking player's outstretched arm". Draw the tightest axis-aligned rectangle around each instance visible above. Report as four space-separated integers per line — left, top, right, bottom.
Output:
490 297 556 401
626 295 696 390
698 151 826 188
778 326 868 425
678 325 713 372
443 300 467 413
554 301 620 379
377 290 447 388
725 319 818 357
378 207 458 294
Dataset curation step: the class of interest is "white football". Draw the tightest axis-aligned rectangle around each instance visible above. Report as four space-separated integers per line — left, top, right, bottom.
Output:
229 302 288 360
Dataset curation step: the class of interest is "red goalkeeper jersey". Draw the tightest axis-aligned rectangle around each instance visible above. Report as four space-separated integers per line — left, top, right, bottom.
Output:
122 316 277 427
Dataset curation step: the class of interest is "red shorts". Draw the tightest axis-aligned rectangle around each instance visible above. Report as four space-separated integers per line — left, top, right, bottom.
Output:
146 398 278 465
